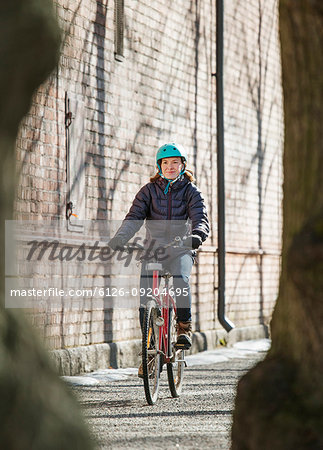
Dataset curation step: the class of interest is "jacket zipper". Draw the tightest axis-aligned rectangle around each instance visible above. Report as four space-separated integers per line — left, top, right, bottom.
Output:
167 187 172 220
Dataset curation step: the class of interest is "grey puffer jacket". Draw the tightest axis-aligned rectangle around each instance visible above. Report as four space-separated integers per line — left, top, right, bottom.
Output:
114 175 209 246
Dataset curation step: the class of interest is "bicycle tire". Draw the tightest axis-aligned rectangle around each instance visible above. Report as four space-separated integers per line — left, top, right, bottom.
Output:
167 308 185 397
142 301 161 405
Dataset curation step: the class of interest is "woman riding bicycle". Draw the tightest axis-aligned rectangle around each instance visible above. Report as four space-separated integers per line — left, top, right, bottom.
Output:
108 143 209 352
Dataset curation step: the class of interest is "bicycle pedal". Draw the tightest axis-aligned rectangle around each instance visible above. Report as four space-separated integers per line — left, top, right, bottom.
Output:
176 359 188 367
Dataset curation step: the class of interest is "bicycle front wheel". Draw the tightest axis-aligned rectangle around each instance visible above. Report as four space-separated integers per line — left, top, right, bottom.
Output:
142 301 161 405
167 308 185 397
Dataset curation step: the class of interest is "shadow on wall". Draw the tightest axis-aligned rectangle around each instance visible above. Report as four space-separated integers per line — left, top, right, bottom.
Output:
16 2 84 349
16 1 83 219
226 0 282 325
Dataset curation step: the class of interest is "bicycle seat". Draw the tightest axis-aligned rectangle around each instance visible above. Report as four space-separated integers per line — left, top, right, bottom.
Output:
144 262 172 279
145 262 163 271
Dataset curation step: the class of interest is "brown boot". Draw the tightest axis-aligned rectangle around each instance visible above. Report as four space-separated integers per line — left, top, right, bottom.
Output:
138 363 144 379
175 321 192 349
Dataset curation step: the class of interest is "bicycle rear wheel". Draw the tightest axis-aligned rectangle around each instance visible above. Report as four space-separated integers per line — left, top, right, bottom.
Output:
142 301 161 405
167 308 185 397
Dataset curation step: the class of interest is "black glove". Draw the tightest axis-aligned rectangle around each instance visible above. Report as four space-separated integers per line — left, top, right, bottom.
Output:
183 234 202 250
108 235 127 251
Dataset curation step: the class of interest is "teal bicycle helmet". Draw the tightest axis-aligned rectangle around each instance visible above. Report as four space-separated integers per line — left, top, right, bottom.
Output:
156 143 188 166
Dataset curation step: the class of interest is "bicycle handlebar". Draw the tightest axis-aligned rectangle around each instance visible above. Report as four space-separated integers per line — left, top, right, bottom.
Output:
122 242 145 253
120 236 193 255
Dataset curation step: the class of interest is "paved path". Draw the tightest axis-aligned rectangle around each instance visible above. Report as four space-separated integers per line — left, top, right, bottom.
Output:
66 340 270 449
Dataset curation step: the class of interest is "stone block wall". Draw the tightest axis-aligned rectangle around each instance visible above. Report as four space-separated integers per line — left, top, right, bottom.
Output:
13 0 283 349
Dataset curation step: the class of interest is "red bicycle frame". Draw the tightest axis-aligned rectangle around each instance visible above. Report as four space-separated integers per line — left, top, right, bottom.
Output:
152 269 177 364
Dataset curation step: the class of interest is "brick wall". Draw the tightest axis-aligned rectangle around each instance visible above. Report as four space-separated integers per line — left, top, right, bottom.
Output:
14 0 283 349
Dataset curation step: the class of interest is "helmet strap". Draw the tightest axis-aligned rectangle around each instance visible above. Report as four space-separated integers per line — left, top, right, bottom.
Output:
157 162 187 194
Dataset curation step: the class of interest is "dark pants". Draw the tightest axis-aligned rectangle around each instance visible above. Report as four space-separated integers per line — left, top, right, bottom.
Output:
139 252 194 328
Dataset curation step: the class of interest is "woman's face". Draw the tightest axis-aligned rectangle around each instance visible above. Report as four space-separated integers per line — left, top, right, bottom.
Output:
160 157 184 180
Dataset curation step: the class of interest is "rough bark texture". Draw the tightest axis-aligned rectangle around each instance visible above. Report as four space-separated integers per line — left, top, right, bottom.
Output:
0 1 94 448
231 1 323 449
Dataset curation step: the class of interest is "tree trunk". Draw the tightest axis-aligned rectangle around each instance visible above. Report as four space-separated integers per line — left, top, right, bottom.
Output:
231 1 323 449
0 1 94 448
